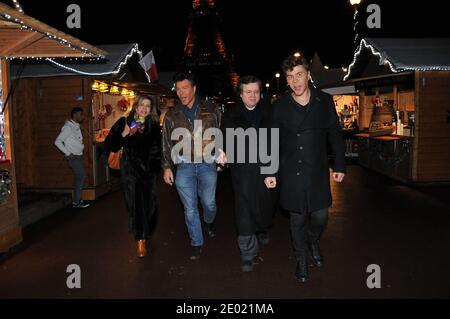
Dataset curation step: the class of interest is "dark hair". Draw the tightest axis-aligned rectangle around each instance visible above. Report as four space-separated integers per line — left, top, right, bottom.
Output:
281 54 311 75
71 107 83 118
237 75 262 94
173 71 196 86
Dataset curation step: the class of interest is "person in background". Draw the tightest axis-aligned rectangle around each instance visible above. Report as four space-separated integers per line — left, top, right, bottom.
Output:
54 107 90 209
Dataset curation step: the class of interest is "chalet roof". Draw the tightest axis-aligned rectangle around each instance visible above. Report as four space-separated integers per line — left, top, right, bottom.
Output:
0 1 106 58
11 44 137 78
345 38 450 80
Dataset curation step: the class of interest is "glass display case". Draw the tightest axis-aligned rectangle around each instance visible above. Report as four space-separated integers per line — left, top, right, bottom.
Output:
0 61 6 162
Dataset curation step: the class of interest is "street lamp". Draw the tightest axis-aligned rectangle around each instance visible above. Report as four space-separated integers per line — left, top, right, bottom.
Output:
264 82 271 98
350 0 362 44
275 73 281 93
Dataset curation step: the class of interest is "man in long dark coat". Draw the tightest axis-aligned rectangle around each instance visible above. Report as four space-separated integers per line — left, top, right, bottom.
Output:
221 75 278 272
265 54 346 282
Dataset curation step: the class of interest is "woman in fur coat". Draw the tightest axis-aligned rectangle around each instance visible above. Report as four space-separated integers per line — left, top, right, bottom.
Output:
105 95 161 257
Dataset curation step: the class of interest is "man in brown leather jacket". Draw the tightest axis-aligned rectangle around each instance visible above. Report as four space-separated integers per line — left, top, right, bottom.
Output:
162 72 223 260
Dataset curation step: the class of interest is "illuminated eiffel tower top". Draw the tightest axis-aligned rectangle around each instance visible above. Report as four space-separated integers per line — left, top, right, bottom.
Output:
181 0 238 98
184 0 229 64
192 0 215 9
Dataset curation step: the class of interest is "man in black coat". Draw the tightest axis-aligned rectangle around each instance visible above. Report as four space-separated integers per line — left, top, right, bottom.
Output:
221 75 278 272
264 54 346 283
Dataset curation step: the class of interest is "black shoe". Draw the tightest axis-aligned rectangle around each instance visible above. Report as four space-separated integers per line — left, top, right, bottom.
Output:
73 200 90 209
295 259 309 283
256 232 270 245
190 246 202 260
241 260 254 272
308 241 324 267
206 222 216 238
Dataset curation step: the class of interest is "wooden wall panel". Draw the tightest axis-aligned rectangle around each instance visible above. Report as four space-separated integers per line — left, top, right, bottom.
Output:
12 76 93 190
416 71 450 182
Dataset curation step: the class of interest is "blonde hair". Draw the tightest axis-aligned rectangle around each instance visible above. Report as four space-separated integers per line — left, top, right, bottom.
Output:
132 95 159 123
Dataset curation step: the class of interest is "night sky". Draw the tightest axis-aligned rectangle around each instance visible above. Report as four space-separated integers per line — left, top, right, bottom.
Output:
15 0 450 83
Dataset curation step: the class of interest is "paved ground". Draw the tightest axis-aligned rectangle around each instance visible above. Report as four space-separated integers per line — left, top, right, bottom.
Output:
18 192 72 228
1 165 450 299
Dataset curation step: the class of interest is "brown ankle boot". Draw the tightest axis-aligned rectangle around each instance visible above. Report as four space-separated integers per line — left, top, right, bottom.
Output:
137 240 147 258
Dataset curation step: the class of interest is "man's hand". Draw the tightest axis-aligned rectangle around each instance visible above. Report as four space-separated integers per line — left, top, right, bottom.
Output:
216 148 227 166
264 177 277 189
333 172 345 183
163 168 174 186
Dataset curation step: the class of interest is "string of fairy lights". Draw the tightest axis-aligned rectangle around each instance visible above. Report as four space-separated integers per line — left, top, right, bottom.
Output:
345 1 393 80
344 38 397 81
45 44 151 82
353 7 359 44
349 0 361 45
344 38 450 81
12 0 23 13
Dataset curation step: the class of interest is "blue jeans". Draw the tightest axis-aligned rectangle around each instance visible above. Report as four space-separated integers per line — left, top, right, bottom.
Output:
175 163 218 247
67 155 85 203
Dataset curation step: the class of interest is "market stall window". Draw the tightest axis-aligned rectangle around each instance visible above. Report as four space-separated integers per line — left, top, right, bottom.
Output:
91 81 136 143
333 95 359 131
333 94 360 158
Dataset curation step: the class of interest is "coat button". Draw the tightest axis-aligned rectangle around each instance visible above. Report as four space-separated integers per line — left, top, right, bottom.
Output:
297 133 301 137
298 160 302 164
299 146 303 150
296 172 300 176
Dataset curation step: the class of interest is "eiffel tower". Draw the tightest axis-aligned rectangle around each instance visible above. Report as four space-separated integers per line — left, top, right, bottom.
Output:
179 0 238 100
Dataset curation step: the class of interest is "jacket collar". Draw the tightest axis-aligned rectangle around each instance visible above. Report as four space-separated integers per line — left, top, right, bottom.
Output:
234 100 264 115
287 83 318 107
175 95 201 110
68 119 80 128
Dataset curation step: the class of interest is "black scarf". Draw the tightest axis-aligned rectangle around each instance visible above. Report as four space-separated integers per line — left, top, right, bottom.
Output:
238 100 263 129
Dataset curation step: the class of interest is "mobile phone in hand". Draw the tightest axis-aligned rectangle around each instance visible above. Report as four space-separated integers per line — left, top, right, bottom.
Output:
130 121 141 129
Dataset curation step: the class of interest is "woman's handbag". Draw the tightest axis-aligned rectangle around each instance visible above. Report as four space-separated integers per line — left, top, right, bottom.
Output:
108 149 122 170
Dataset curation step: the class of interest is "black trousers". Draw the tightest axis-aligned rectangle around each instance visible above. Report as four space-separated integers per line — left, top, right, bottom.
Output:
237 235 259 262
289 208 328 261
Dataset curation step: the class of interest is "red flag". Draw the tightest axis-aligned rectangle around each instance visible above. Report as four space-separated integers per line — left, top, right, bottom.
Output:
139 50 158 82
